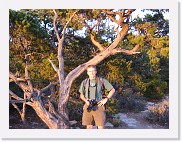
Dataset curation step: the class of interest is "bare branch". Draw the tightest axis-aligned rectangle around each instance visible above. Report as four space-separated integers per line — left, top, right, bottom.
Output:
48 59 58 72
102 10 121 26
123 9 136 22
83 20 91 30
48 100 70 126
10 102 22 114
111 44 141 55
39 81 59 96
107 15 121 26
53 9 61 42
9 100 26 103
53 10 78 85
22 92 27 122
84 18 101 31
121 9 125 17
9 72 26 88
9 90 24 101
9 90 33 106
24 51 34 93
9 78 26 83
9 72 19 82
102 9 135 27
10 95 27 122
90 34 105 51
53 9 78 47
131 43 140 52
62 10 79 40
92 18 101 30
9 72 32 98
102 9 124 16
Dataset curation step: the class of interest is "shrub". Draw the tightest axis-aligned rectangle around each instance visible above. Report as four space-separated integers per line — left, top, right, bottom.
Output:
111 117 121 127
106 98 119 115
146 98 169 127
144 74 168 100
117 91 147 112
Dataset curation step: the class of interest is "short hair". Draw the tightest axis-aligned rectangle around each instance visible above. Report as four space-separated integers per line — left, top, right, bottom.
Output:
86 65 97 71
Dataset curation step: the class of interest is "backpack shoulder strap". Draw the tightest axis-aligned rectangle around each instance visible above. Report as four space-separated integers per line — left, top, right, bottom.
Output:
83 78 88 88
98 77 104 89
98 77 106 98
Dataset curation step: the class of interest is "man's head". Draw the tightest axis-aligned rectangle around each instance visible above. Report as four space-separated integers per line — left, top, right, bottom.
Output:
86 65 97 79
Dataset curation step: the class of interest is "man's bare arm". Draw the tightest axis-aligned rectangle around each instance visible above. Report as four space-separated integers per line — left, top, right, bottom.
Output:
107 88 115 99
80 93 90 105
98 88 115 106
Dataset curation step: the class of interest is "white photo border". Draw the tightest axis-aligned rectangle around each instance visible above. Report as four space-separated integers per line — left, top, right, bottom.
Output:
0 0 179 139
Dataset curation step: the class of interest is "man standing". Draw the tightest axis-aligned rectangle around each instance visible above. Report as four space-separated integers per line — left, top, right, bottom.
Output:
79 65 115 129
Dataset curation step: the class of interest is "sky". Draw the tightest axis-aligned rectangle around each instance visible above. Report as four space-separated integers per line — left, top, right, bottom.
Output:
132 9 169 19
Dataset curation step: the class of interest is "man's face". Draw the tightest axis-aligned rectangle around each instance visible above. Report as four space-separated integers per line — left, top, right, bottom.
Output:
87 67 97 79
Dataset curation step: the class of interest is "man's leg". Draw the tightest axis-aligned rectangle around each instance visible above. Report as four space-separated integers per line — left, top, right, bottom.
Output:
86 125 93 129
82 104 94 128
93 106 106 129
97 125 104 129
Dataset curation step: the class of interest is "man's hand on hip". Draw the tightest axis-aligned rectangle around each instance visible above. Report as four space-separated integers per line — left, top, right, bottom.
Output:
97 98 108 106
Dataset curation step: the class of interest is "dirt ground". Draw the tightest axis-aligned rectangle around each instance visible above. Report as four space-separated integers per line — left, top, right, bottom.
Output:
9 106 48 129
118 111 168 129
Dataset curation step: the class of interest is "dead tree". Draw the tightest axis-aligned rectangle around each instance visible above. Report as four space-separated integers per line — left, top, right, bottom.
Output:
9 9 140 129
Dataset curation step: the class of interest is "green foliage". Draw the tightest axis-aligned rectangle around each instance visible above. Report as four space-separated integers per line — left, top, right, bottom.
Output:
160 47 169 58
28 58 56 88
128 74 147 93
144 75 168 100
106 98 119 115
105 58 132 85
9 9 57 89
127 34 145 47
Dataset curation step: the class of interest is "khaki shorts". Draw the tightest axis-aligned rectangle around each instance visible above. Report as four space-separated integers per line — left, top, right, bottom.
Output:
82 103 106 126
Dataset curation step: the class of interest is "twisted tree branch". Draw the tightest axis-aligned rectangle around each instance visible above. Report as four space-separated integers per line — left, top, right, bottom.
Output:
111 44 140 55
90 34 105 51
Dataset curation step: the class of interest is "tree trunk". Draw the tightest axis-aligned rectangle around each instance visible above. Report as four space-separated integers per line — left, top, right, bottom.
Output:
57 84 71 128
30 86 71 129
31 97 59 129
58 102 70 128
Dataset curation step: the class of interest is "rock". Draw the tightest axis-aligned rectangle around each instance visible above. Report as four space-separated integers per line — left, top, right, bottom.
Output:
114 113 138 128
105 122 114 128
69 120 77 126
147 102 155 106
113 113 153 129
